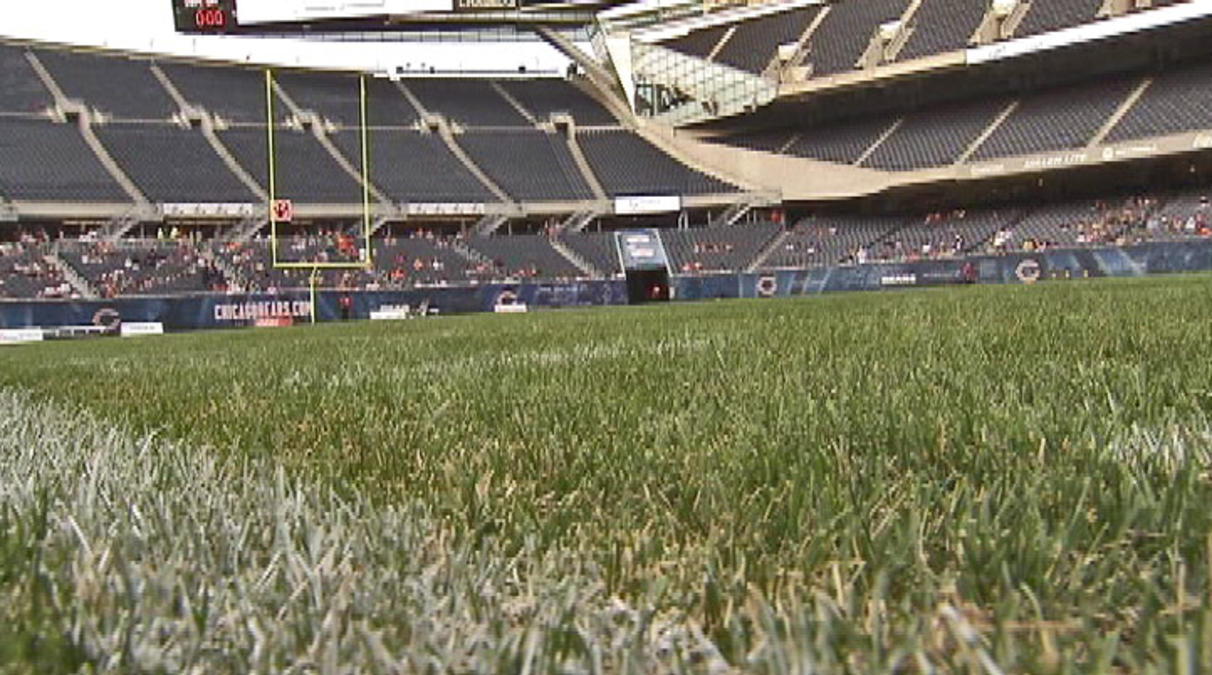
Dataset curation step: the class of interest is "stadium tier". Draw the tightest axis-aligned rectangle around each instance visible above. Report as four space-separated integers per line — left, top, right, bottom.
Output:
711 56 1212 171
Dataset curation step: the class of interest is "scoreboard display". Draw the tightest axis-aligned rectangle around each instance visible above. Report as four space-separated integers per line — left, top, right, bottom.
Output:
172 0 237 33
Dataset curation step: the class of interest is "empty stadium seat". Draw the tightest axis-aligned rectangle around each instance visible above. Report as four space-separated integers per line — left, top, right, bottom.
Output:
160 62 274 124
0 118 127 202
578 130 737 195
806 0 912 76
275 71 417 127
659 26 730 60
466 234 583 278
896 0 989 61
1014 0 1105 38
36 49 176 120
1106 61 1212 143
714 7 820 74
219 127 362 203
94 123 257 203
0 44 52 113
499 79 618 125
406 79 529 126
762 216 902 268
785 116 898 164
457 130 595 201
59 241 227 296
329 129 496 204
863 98 1007 170
969 77 1136 161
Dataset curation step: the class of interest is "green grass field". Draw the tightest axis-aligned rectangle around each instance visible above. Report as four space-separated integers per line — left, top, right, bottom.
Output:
2 276 1212 672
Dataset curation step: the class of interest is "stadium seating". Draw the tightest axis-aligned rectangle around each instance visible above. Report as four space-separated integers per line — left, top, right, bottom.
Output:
714 129 792 153
762 216 903 268
456 130 595 201
0 118 127 202
0 44 52 113
1013 0 1105 38
559 231 622 276
896 0 989 61
498 79 618 125
785 116 897 164
713 7 821 75
969 77 1137 161
862 98 1007 170
329 129 495 203
659 26 729 60
882 208 1019 257
159 62 273 124
218 236 375 291
805 0 912 76
94 123 258 203
0 242 70 299
1106 61 1212 143
578 130 737 195
660 222 781 272
59 241 226 296
35 49 176 120
219 127 362 203
275 72 418 127
466 234 584 278
375 234 477 286
406 79 528 126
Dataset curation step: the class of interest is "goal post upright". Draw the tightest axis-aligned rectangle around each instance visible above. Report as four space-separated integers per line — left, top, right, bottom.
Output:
264 68 375 324
265 68 278 267
360 73 374 270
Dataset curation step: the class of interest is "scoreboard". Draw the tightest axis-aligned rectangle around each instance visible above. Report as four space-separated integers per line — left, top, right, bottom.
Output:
172 0 237 33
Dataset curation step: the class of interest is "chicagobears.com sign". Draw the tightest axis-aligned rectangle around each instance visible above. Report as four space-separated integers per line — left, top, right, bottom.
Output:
213 299 311 323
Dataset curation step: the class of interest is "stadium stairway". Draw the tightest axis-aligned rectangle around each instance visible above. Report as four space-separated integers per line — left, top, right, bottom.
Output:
1088 77 1154 147
546 234 601 277
200 245 244 290
564 125 610 203
45 247 97 298
489 82 538 124
745 228 792 272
